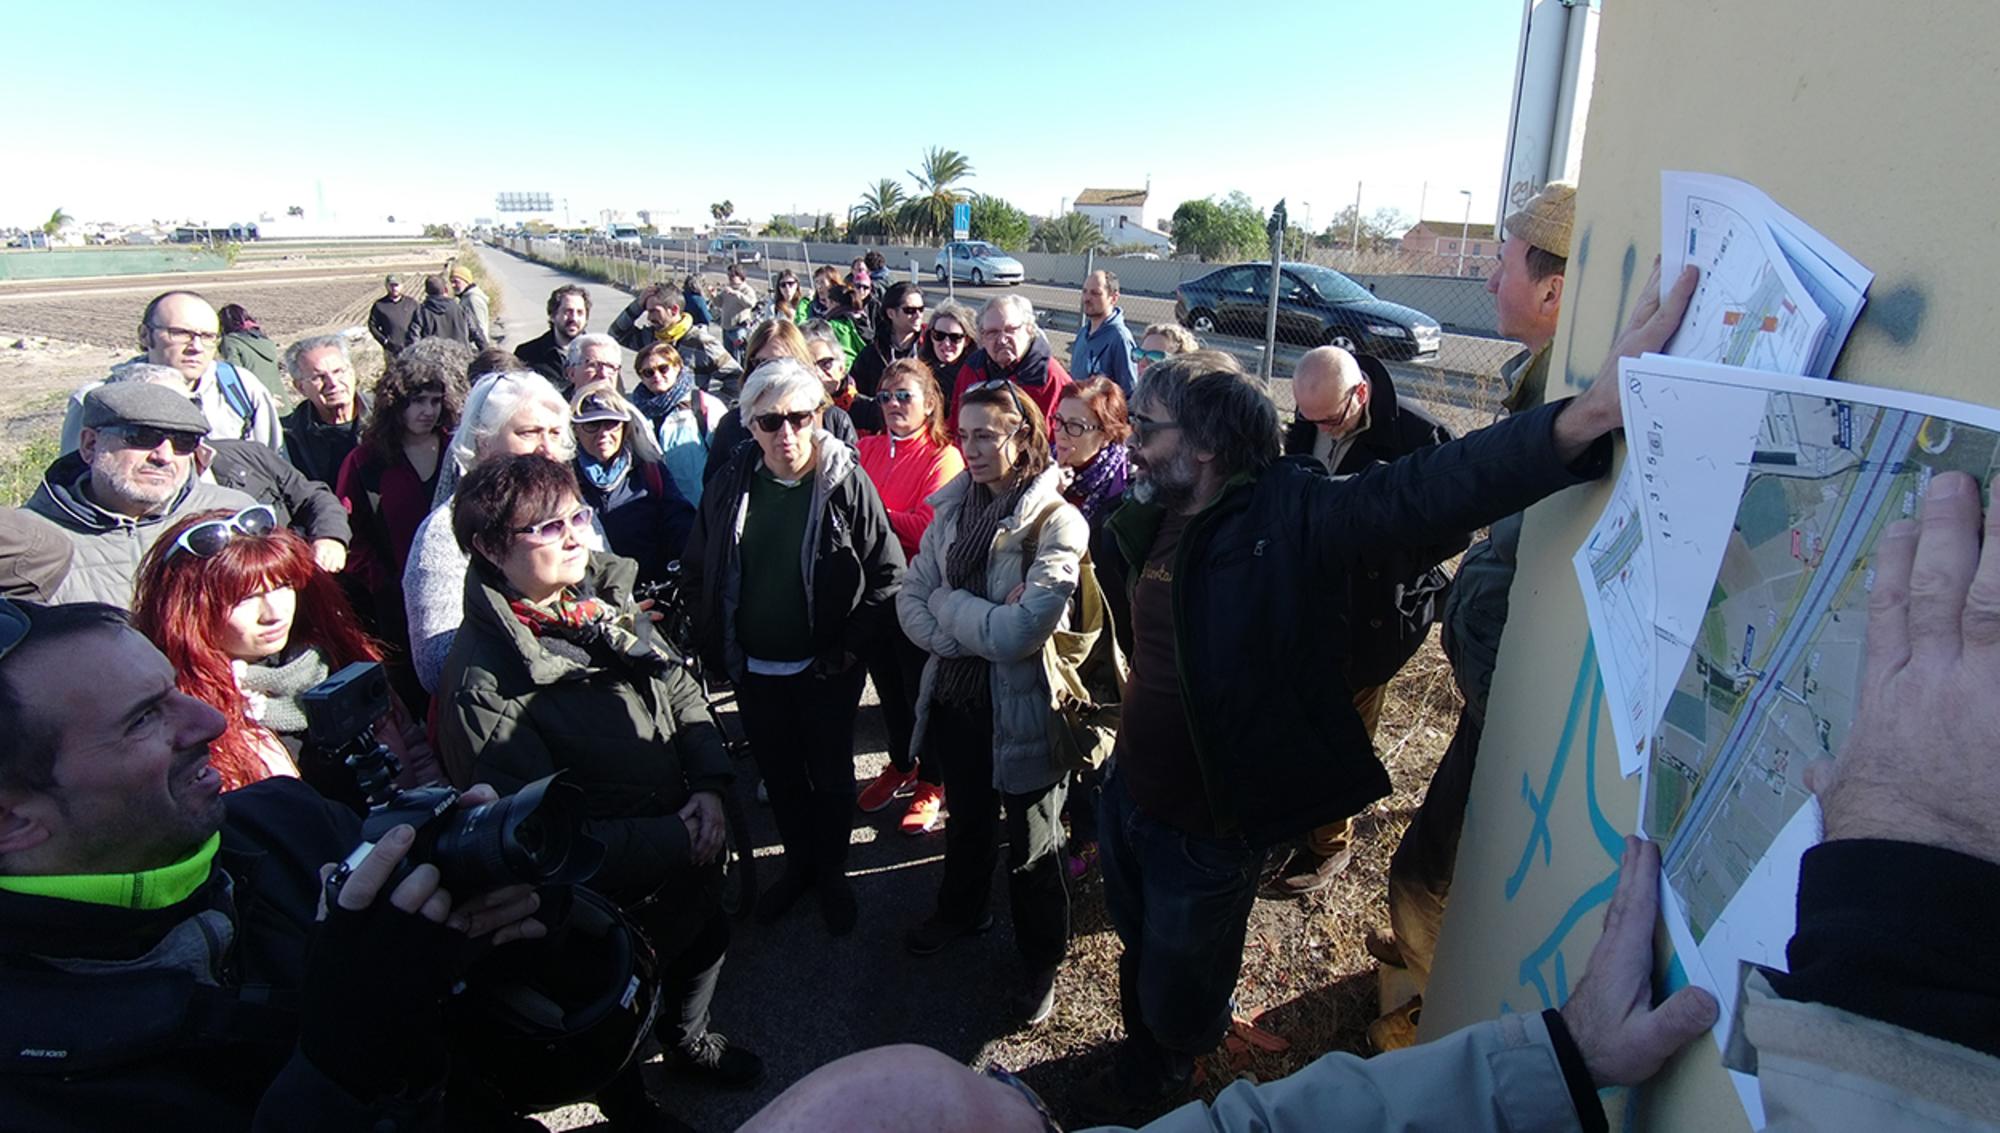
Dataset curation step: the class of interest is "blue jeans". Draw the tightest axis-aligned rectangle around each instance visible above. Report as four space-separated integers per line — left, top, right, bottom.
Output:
1096 769 1266 1093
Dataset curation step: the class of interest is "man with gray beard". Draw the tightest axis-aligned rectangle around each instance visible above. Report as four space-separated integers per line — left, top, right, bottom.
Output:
25 382 256 608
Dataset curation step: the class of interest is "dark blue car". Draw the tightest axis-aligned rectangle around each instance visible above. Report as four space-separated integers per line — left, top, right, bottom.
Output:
1174 261 1441 360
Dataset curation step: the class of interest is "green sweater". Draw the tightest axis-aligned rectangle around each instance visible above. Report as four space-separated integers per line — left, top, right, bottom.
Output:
736 467 816 662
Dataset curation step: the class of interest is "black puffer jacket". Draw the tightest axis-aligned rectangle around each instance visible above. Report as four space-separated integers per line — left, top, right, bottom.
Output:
1281 356 1465 688
683 432 905 681
439 552 731 938
0 778 444 1132
1099 400 1608 846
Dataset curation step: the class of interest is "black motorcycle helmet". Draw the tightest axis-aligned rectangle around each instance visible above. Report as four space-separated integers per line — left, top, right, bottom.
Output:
445 885 662 1111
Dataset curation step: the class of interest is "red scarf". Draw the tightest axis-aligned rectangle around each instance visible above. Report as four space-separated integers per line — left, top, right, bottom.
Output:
509 592 609 638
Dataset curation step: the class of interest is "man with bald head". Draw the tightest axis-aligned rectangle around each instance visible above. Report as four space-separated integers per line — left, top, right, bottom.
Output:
59 290 282 454
1263 345 1462 897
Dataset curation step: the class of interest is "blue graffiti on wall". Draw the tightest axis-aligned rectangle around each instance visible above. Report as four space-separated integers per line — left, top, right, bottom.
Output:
1497 637 1630 1012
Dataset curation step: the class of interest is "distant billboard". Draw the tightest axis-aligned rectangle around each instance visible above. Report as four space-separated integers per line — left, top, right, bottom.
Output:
495 192 554 213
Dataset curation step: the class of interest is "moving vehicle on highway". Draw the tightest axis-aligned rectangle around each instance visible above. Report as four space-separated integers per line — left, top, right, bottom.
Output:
608 223 643 246
707 237 763 265
933 240 1024 286
1174 261 1441 360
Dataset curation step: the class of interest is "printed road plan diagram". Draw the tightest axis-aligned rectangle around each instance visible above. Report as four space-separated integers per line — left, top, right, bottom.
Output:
1661 178 1827 374
1596 356 2000 1125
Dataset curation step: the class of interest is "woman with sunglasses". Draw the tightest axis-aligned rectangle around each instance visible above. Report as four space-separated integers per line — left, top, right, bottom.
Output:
683 358 904 936
772 269 809 325
436 454 764 1124
896 381 1085 1026
570 381 693 583
132 506 435 807
403 371 585 695
921 299 979 416
701 320 862 486
628 340 727 508
854 359 964 836
851 282 928 408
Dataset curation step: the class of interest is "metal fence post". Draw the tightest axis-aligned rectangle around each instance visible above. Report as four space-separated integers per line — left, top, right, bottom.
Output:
946 245 955 302
1262 199 1288 381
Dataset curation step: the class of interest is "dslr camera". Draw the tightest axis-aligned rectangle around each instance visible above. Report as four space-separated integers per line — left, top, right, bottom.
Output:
302 661 602 890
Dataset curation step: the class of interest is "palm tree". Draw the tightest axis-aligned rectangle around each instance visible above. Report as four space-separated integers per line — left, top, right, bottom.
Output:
900 147 973 244
41 207 71 238
709 201 735 225
851 178 907 240
1031 212 1109 255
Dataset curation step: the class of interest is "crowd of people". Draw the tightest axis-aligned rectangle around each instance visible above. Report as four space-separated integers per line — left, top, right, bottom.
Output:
0 185 1992 1133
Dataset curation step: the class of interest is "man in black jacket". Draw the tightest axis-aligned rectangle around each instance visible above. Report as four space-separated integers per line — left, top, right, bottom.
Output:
1071 260 1697 1126
0 602 545 1132
279 335 366 488
368 275 419 357
515 284 593 385
1267 346 1464 895
405 275 487 351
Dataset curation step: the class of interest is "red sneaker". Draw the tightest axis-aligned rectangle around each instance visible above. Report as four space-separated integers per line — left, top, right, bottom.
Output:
899 783 945 835
857 765 918 813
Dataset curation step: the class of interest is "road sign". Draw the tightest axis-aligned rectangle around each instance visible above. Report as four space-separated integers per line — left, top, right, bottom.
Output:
952 202 971 241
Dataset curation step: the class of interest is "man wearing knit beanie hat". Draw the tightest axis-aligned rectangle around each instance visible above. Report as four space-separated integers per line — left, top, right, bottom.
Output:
1365 179 1575 1050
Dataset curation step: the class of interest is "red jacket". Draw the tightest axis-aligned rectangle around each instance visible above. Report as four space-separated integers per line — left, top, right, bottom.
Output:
857 431 966 562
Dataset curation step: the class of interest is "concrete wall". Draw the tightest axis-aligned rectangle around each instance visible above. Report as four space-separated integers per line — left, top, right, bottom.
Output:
0 247 230 280
1422 3 2000 1129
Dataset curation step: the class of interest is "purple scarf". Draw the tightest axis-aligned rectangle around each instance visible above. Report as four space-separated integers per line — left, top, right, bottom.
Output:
1064 442 1129 526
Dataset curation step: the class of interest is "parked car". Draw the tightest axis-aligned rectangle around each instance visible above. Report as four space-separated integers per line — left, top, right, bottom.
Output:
933 241 1024 286
1174 262 1442 361
707 237 763 265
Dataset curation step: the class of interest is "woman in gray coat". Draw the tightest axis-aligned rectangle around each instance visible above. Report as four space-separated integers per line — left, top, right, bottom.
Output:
896 380 1089 1027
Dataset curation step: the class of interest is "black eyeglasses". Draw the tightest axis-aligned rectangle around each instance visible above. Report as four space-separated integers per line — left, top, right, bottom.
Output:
929 330 966 345
753 410 817 434
107 425 203 455
1128 412 1182 444
168 504 279 560
875 389 917 405
1053 416 1101 438
898 305 925 316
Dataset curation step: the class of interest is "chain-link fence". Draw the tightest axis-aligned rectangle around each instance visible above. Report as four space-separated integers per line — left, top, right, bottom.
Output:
492 209 1524 434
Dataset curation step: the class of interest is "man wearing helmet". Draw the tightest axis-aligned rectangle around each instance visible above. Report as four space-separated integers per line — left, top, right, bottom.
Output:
0 601 570 1130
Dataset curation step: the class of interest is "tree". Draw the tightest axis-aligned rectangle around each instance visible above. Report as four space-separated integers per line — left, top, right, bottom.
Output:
1316 204 1410 253
900 147 974 244
850 178 907 240
709 201 735 225
1169 192 1267 261
966 194 1031 252
809 213 843 242
41 207 71 238
762 216 803 239
1030 212 1108 255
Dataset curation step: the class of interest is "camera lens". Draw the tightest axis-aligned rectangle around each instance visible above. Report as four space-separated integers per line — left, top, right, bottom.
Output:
428 774 598 890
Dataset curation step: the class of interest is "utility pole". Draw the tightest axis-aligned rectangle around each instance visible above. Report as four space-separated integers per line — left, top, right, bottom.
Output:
1350 180 1364 259
1457 189 1474 277
1262 200 1287 381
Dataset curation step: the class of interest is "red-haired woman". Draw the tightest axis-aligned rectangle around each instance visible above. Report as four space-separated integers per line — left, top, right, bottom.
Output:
132 506 435 811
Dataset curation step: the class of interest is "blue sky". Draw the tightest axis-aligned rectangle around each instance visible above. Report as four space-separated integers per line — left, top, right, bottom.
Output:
3 0 1526 234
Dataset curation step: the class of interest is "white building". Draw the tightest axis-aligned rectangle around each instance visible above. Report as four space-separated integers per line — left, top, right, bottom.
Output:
1073 188 1173 252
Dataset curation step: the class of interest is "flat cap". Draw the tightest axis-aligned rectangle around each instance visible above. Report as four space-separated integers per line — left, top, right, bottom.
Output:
1503 180 1576 260
80 381 211 435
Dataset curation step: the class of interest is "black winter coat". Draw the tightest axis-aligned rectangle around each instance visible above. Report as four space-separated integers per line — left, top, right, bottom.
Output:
683 434 904 681
513 329 567 386
439 553 732 937
205 438 353 548
280 400 364 489
1281 357 1466 688
405 295 487 350
0 778 444 1132
1099 400 1608 846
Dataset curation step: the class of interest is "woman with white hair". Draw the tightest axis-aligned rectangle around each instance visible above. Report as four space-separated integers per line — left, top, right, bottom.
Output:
403 370 584 693
682 358 905 936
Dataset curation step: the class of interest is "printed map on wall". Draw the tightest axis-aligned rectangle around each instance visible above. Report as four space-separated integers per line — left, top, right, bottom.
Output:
1594 354 2000 1126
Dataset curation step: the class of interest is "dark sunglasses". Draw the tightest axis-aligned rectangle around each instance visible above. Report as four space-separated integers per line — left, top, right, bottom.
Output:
108 425 203 455
898 305 926 316
753 410 817 434
929 330 966 345
168 504 279 560
1132 347 1168 364
637 363 681 379
875 389 917 405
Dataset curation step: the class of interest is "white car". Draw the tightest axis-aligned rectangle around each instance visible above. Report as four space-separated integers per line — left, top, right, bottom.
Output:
933 241 1024 286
